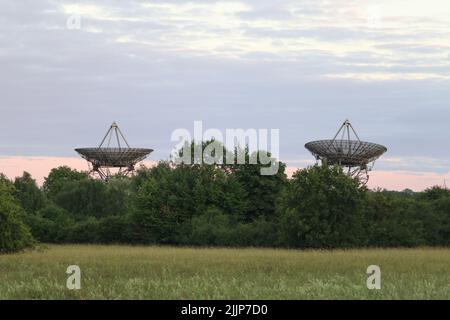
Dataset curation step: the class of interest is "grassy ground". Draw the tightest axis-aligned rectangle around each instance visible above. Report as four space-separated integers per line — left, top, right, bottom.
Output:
0 245 449 299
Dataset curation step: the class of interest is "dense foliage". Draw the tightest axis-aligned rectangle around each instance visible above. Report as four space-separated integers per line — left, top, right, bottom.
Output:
1 145 450 251
0 174 34 253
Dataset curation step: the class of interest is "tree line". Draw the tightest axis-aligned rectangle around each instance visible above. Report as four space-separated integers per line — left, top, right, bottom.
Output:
1 144 449 253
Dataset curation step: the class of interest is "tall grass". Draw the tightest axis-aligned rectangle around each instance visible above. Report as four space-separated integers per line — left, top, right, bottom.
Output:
0 245 449 299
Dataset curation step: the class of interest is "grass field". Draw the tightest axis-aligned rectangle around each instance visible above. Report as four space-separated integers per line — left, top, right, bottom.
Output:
0 245 449 299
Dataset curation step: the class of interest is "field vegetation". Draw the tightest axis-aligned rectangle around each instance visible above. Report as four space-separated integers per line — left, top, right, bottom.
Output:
0 245 449 299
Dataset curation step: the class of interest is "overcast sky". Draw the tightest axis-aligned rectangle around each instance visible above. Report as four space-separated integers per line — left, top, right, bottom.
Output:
1 0 450 189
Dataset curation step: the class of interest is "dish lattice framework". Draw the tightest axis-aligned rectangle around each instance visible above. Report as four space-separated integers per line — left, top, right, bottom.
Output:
75 122 153 181
305 119 387 184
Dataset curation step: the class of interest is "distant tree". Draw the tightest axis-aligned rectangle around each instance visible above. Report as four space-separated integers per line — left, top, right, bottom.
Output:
420 186 450 201
131 162 171 192
365 190 426 247
14 172 45 214
227 147 287 222
401 188 415 196
278 164 367 248
432 196 450 245
104 175 133 214
185 207 235 246
43 166 88 200
25 204 74 243
54 178 129 218
0 175 34 253
130 160 248 243
419 186 450 245
65 217 101 243
12 159 450 248
173 141 287 222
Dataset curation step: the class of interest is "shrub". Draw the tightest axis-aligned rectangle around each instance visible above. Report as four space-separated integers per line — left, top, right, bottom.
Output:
0 176 35 253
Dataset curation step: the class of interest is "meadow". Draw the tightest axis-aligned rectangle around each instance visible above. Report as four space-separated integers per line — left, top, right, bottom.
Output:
0 245 449 299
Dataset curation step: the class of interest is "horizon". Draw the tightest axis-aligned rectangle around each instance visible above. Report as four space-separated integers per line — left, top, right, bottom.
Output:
1 154 448 192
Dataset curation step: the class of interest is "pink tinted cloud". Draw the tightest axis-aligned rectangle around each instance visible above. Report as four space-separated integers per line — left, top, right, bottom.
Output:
0 156 156 186
367 170 450 191
0 156 87 185
0 156 448 191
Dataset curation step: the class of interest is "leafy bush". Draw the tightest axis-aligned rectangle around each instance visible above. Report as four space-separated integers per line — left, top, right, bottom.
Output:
0 176 35 253
14 172 45 214
277 165 367 248
25 204 74 243
65 217 102 243
184 208 235 246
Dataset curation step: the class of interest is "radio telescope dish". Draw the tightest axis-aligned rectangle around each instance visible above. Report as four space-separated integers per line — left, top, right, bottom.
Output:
305 119 387 185
75 122 153 181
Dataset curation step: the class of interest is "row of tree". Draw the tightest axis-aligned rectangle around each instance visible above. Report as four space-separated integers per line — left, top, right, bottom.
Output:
1 144 449 252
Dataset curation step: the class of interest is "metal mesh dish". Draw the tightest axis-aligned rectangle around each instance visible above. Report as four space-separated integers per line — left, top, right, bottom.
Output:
304 119 387 184
305 140 387 167
75 122 153 180
75 147 153 168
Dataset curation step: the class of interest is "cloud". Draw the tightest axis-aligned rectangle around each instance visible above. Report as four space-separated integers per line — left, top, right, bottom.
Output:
0 0 449 187
368 170 450 191
0 156 157 186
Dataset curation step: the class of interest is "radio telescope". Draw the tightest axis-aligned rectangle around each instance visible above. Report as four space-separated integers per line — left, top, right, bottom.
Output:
305 119 387 184
75 122 153 181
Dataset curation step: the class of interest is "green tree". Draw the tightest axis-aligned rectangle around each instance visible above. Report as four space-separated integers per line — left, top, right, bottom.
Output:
419 186 450 245
130 160 248 244
228 147 287 222
54 178 128 218
278 165 367 248
421 186 450 201
0 175 35 253
14 171 45 214
43 166 87 200
25 204 74 243
173 141 287 222
365 190 426 247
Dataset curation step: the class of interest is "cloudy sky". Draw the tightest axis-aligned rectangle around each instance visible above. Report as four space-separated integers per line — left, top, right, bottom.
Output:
1 0 450 190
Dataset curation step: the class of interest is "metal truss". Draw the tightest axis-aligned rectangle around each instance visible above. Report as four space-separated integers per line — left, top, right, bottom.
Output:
305 119 387 185
75 122 153 181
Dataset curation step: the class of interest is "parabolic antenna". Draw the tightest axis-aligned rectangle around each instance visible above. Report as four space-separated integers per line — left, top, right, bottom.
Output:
75 122 153 181
305 119 387 184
